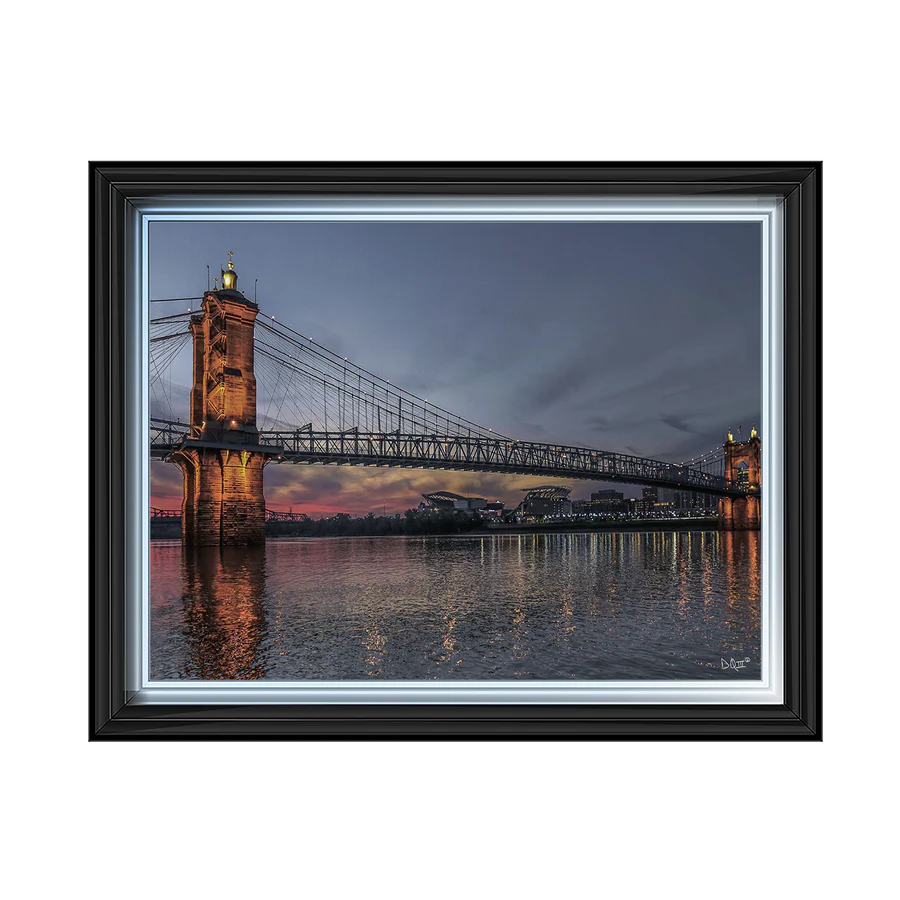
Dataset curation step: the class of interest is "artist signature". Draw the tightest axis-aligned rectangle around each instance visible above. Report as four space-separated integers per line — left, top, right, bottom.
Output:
721 657 752 671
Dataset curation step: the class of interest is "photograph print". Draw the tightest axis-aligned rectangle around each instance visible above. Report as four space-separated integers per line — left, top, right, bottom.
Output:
148 218 763 683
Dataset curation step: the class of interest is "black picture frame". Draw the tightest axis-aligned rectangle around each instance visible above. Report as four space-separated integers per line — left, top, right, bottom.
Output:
90 162 821 740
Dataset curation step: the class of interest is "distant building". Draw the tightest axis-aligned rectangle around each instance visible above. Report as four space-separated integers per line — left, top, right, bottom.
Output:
636 486 658 515
672 490 692 510
672 490 718 513
513 485 572 519
590 489 627 513
656 488 678 513
633 488 718 517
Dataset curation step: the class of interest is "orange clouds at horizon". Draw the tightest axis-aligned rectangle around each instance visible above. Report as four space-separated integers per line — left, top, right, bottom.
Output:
150 460 615 517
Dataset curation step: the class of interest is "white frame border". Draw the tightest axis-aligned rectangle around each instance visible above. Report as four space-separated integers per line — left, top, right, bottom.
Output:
126 196 783 705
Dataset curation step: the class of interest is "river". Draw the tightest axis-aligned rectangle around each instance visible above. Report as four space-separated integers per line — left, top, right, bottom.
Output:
150 530 760 681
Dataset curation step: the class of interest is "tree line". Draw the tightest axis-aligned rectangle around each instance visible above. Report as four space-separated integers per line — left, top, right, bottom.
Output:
266 508 484 538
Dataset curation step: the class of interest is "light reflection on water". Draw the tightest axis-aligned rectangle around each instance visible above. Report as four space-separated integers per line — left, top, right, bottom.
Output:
150 531 761 681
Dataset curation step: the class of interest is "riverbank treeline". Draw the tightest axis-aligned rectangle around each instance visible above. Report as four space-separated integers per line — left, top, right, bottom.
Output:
267 510 484 537
150 509 486 540
150 509 484 540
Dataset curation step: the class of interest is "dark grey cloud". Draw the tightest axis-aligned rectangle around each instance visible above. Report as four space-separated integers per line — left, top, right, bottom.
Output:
389 373 454 396
660 414 703 435
293 473 345 496
526 352 600 411
512 420 553 439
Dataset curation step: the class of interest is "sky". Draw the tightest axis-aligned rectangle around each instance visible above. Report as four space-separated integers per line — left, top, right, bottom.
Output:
149 220 762 516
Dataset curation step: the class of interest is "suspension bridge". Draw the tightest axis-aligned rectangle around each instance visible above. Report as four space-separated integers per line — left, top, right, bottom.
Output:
149 255 760 544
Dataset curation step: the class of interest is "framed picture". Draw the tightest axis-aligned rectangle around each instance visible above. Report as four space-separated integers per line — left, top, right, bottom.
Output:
90 163 820 739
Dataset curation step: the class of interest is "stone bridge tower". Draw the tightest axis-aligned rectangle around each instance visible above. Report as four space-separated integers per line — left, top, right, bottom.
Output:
718 427 761 531
172 254 280 545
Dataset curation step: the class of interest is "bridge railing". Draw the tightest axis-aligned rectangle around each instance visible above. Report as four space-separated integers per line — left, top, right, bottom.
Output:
256 430 746 496
150 418 191 455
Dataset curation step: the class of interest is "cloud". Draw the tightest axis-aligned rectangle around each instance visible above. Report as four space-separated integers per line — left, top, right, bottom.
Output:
389 373 453 396
524 353 598 410
660 413 703 435
510 420 553 440
150 463 183 509
650 405 760 462
152 461 619 516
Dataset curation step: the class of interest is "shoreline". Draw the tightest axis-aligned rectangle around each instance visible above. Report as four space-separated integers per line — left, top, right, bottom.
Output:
151 518 722 540
476 519 719 536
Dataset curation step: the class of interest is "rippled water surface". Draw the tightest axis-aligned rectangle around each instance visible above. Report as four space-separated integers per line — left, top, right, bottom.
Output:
150 530 761 681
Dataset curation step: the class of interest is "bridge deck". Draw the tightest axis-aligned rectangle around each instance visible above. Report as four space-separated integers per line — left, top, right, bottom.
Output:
150 420 746 497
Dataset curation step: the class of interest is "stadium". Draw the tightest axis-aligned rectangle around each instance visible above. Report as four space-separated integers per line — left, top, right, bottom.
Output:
421 491 487 511
511 485 572 519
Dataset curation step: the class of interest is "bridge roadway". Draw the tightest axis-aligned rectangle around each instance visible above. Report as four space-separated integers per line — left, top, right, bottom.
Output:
151 418 746 498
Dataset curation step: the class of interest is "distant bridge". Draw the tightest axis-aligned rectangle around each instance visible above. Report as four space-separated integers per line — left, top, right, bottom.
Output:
151 505 310 523
150 507 182 521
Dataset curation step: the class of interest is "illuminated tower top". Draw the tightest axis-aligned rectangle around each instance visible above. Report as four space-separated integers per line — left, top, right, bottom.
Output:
187 251 261 441
221 250 238 291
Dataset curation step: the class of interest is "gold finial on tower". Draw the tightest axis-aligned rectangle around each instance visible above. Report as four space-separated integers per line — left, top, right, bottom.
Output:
222 250 238 290
751 425 758 439
727 429 734 443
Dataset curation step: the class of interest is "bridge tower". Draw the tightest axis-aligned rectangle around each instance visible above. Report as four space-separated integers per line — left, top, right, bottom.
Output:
718 427 761 531
171 253 280 545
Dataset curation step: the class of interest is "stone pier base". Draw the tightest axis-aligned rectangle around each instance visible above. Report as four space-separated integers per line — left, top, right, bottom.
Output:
173 444 269 545
718 495 761 531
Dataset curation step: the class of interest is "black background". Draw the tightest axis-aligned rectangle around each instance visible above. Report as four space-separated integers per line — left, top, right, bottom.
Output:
822 160 897 743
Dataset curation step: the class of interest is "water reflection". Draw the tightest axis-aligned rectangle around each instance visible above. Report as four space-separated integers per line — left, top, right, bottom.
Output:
150 530 762 681
180 544 268 680
511 606 528 663
363 619 387 676
721 531 761 644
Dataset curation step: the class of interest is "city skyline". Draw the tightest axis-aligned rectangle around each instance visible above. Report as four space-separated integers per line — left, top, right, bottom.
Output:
149 219 761 516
